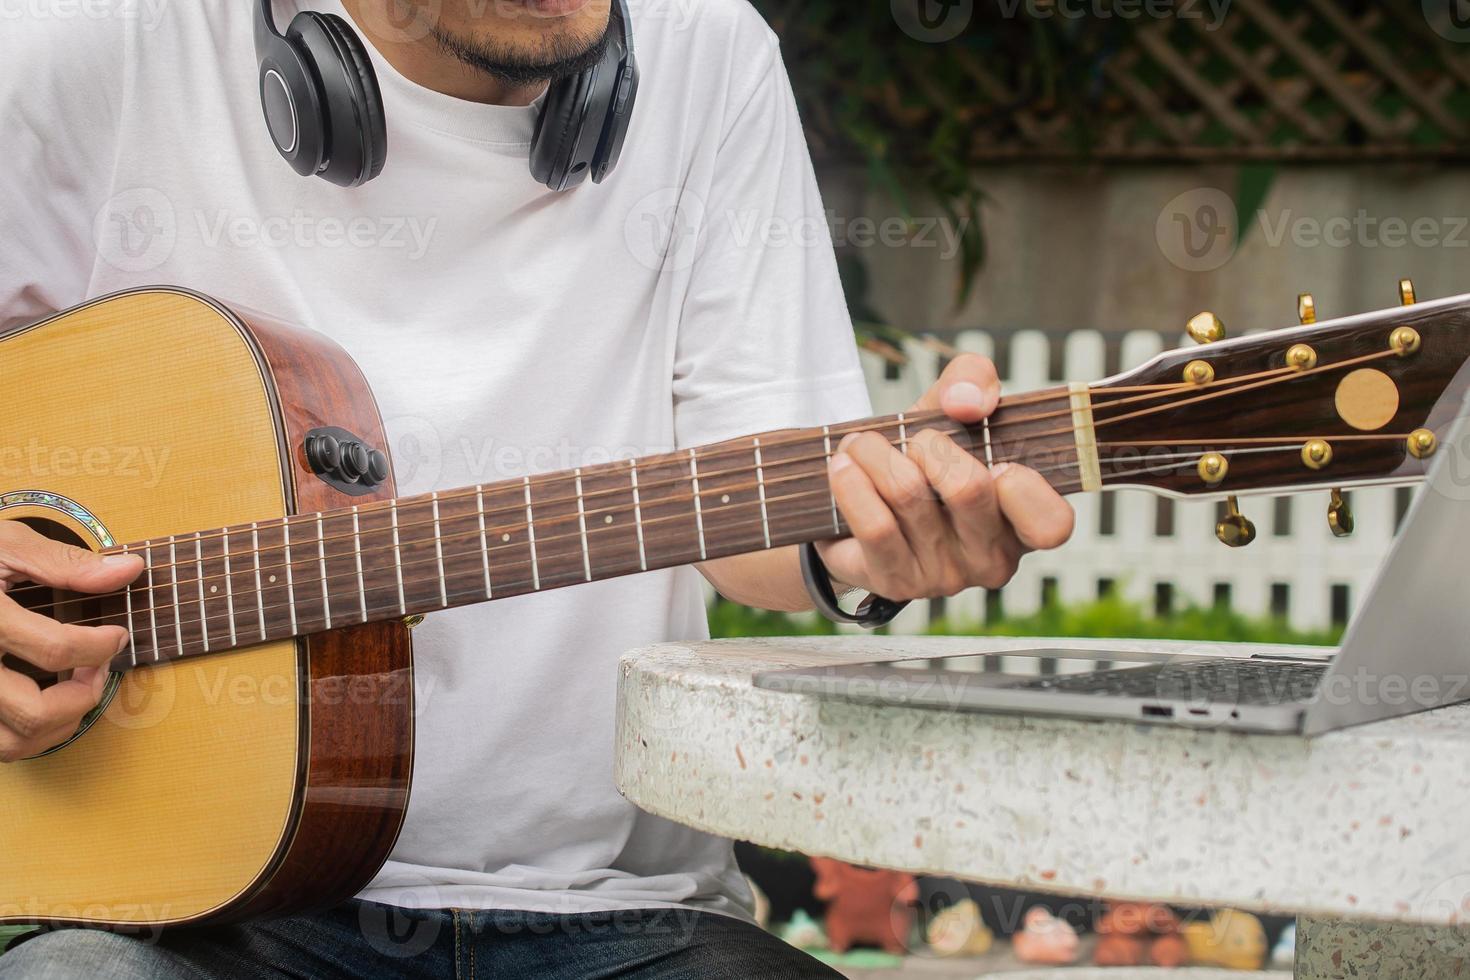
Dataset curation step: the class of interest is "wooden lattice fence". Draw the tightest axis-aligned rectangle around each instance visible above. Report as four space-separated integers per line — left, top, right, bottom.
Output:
770 0 1470 164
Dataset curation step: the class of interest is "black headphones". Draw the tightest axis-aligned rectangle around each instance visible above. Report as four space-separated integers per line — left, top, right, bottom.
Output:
254 0 639 190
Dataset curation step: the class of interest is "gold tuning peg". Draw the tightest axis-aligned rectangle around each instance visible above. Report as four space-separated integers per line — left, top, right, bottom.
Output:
1215 495 1256 548
1187 312 1226 345
1297 293 1317 325
1400 279 1417 306
1328 488 1354 538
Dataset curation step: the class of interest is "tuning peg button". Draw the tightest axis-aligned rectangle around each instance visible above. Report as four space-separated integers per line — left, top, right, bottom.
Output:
1216 495 1256 548
1297 294 1317 325
1328 489 1354 538
1187 312 1226 345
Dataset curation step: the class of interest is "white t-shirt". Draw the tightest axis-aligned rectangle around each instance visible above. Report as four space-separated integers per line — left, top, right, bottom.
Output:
1 0 869 917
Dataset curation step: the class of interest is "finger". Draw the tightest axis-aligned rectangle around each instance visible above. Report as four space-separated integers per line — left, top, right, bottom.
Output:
908 354 999 423
839 432 950 572
991 463 1076 552
907 429 1003 548
0 667 102 747
0 524 143 594
0 595 130 673
0 716 90 763
826 449 921 594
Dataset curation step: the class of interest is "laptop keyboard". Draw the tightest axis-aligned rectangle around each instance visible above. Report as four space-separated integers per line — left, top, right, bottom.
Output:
1004 659 1329 706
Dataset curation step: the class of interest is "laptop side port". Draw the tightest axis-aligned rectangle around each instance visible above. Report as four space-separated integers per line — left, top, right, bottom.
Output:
1141 705 1175 718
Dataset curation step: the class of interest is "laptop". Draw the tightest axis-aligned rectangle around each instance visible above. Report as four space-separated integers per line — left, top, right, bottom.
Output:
754 392 1470 736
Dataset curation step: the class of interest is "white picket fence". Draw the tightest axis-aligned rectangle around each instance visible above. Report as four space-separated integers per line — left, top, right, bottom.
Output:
853 329 1409 635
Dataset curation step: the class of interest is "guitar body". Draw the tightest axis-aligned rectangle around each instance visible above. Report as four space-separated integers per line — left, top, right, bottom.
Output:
1 281 1466 933
0 288 413 929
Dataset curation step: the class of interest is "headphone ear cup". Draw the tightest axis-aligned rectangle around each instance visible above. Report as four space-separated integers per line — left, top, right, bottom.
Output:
316 13 387 184
257 30 329 178
530 69 593 191
289 11 387 187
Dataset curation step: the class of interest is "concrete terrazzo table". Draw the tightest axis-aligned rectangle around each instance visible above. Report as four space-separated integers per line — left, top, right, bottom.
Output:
614 636 1470 979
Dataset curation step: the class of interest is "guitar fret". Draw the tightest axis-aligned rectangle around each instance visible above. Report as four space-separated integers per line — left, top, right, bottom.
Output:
167 536 184 655
431 492 448 607
629 462 647 572
688 449 707 561
898 412 909 455
282 520 298 634
316 513 332 629
982 416 994 467
476 486 492 598
143 540 160 663
245 525 263 640
389 500 406 615
218 531 238 645
822 425 840 534
193 533 209 653
523 476 540 591
121 543 138 667
753 438 772 549
574 470 592 582
352 506 368 621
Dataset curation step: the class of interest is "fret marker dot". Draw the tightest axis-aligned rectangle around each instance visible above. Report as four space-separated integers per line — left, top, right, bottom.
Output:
210 586 218 594
604 515 613 524
269 575 277 583
502 533 511 542
721 494 731 504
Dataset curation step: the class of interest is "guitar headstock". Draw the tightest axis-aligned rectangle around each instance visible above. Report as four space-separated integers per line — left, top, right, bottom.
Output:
1090 282 1470 508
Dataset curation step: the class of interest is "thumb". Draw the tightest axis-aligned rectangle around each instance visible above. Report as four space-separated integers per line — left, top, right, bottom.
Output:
0 527 144 594
909 353 1000 423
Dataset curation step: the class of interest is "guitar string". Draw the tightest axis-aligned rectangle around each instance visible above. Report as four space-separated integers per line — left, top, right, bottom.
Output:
13 393 1416 622
111 442 1333 662
14 345 1387 602
6 344 1412 621
32 437 1405 637
2 351 1375 605
13 385 1392 624
14 357 1323 600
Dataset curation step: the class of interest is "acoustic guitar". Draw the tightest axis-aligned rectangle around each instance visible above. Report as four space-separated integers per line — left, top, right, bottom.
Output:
1 282 1466 930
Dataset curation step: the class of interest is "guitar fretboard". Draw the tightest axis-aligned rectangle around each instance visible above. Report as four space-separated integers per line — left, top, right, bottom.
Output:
102 393 1085 670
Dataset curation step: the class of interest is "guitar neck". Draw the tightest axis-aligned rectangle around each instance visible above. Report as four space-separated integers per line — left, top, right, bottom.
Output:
105 388 1085 671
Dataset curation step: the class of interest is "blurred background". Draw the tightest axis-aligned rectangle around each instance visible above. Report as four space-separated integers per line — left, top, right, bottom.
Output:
720 0 1470 974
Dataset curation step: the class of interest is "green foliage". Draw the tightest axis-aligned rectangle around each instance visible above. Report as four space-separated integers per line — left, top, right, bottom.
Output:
709 593 1343 648
706 600 837 638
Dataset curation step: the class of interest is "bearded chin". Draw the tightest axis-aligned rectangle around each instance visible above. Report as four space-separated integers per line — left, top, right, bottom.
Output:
431 19 611 87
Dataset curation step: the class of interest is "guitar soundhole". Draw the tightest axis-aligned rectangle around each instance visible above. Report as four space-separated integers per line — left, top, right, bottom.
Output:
1 517 118 754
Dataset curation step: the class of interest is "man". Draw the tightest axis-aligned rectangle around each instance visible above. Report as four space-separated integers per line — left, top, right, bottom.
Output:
0 0 1073 975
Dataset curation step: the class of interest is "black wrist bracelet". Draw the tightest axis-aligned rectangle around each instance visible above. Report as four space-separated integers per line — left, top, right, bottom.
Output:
800 541 909 630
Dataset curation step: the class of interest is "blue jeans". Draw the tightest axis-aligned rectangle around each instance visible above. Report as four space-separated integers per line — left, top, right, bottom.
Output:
0 902 840 979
